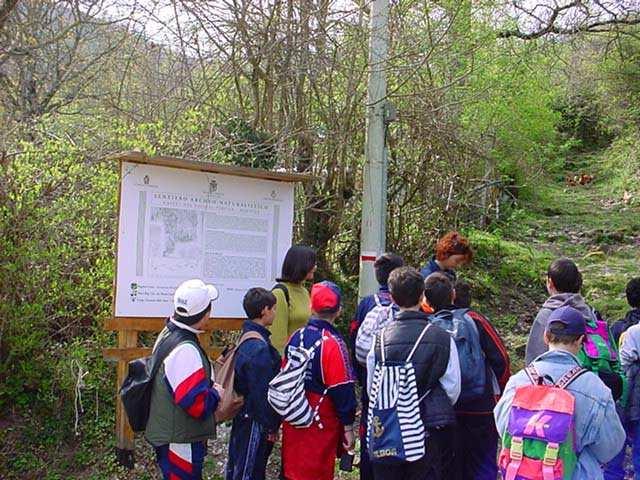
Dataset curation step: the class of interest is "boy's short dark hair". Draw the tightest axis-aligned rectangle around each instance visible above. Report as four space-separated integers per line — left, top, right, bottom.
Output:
374 253 405 286
388 267 424 308
546 321 583 345
627 278 640 309
454 280 472 309
243 288 277 320
424 273 454 312
548 258 582 294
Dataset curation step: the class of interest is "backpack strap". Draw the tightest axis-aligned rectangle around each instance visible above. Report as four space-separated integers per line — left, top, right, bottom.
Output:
307 329 330 429
272 283 290 306
149 327 198 381
387 306 395 323
406 324 432 362
237 330 266 346
524 365 541 385
311 329 327 352
555 365 588 390
229 331 267 360
293 327 326 355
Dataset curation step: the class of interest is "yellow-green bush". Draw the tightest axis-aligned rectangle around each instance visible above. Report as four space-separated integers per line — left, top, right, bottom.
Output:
0 139 117 411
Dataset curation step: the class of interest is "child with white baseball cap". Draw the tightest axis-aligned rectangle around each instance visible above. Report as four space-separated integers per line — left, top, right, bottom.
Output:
173 279 219 328
145 278 223 480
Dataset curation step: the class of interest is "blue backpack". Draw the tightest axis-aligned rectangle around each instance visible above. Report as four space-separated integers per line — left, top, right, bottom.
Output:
367 324 431 464
429 308 486 401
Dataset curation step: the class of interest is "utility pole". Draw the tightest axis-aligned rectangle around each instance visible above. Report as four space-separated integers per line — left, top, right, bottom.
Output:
358 0 390 300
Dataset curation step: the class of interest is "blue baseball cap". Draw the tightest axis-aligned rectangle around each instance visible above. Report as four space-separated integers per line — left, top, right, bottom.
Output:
546 306 586 336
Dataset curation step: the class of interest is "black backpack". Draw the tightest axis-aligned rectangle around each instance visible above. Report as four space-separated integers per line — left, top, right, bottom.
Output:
119 327 196 432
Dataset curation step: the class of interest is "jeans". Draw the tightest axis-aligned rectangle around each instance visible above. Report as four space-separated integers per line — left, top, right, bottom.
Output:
604 420 640 480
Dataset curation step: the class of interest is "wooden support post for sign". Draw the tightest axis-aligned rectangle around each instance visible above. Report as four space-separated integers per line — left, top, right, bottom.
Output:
104 151 311 468
115 330 137 468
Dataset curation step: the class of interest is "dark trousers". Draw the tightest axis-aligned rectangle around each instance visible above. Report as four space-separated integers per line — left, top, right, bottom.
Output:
226 415 274 480
453 414 498 480
372 426 455 480
359 391 374 480
359 430 374 480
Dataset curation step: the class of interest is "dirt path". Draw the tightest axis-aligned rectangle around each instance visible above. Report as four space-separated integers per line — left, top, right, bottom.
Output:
507 175 640 320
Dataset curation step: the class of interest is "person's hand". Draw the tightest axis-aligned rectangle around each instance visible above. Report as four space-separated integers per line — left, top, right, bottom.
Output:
343 426 356 451
213 382 225 398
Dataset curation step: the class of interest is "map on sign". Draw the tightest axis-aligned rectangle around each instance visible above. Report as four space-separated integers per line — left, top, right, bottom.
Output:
115 161 294 318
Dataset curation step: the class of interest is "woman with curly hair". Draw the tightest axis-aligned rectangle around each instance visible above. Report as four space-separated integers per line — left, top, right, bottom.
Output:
420 231 473 282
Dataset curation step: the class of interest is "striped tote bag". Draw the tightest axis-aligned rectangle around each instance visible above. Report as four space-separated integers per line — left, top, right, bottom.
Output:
367 324 431 464
267 329 327 428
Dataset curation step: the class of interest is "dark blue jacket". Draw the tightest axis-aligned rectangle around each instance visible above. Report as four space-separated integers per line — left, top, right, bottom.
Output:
234 320 281 433
354 286 392 326
612 309 640 346
420 256 456 281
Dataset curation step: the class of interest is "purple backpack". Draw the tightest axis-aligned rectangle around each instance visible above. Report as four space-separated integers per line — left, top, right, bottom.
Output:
499 364 587 480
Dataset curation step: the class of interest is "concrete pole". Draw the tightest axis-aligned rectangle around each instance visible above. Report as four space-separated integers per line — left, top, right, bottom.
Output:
358 0 389 300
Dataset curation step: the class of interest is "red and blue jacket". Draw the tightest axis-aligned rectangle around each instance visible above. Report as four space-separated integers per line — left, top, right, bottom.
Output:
285 317 357 426
162 321 220 420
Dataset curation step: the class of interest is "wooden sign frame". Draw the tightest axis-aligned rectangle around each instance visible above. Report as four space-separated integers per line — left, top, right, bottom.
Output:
103 151 310 467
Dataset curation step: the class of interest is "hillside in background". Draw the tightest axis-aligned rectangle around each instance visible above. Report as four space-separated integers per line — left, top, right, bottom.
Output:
467 145 640 372
1 1 640 478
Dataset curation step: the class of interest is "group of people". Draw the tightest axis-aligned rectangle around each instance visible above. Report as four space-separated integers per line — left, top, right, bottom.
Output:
140 231 640 480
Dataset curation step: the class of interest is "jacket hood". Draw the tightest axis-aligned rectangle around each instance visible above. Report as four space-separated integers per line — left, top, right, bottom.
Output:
542 293 596 321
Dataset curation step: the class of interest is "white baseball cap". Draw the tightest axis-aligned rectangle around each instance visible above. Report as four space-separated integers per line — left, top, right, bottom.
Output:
173 279 219 318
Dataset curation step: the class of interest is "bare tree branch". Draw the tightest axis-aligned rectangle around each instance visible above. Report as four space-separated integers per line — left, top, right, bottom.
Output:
499 1 640 39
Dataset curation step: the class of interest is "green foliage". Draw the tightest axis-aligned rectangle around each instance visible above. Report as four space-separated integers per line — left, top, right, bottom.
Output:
461 39 562 184
599 30 640 127
601 126 640 199
0 139 117 408
223 117 278 169
463 227 551 300
0 137 120 476
553 91 613 151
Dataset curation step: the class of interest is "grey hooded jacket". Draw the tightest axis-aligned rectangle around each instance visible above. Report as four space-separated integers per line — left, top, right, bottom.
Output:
525 293 598 364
